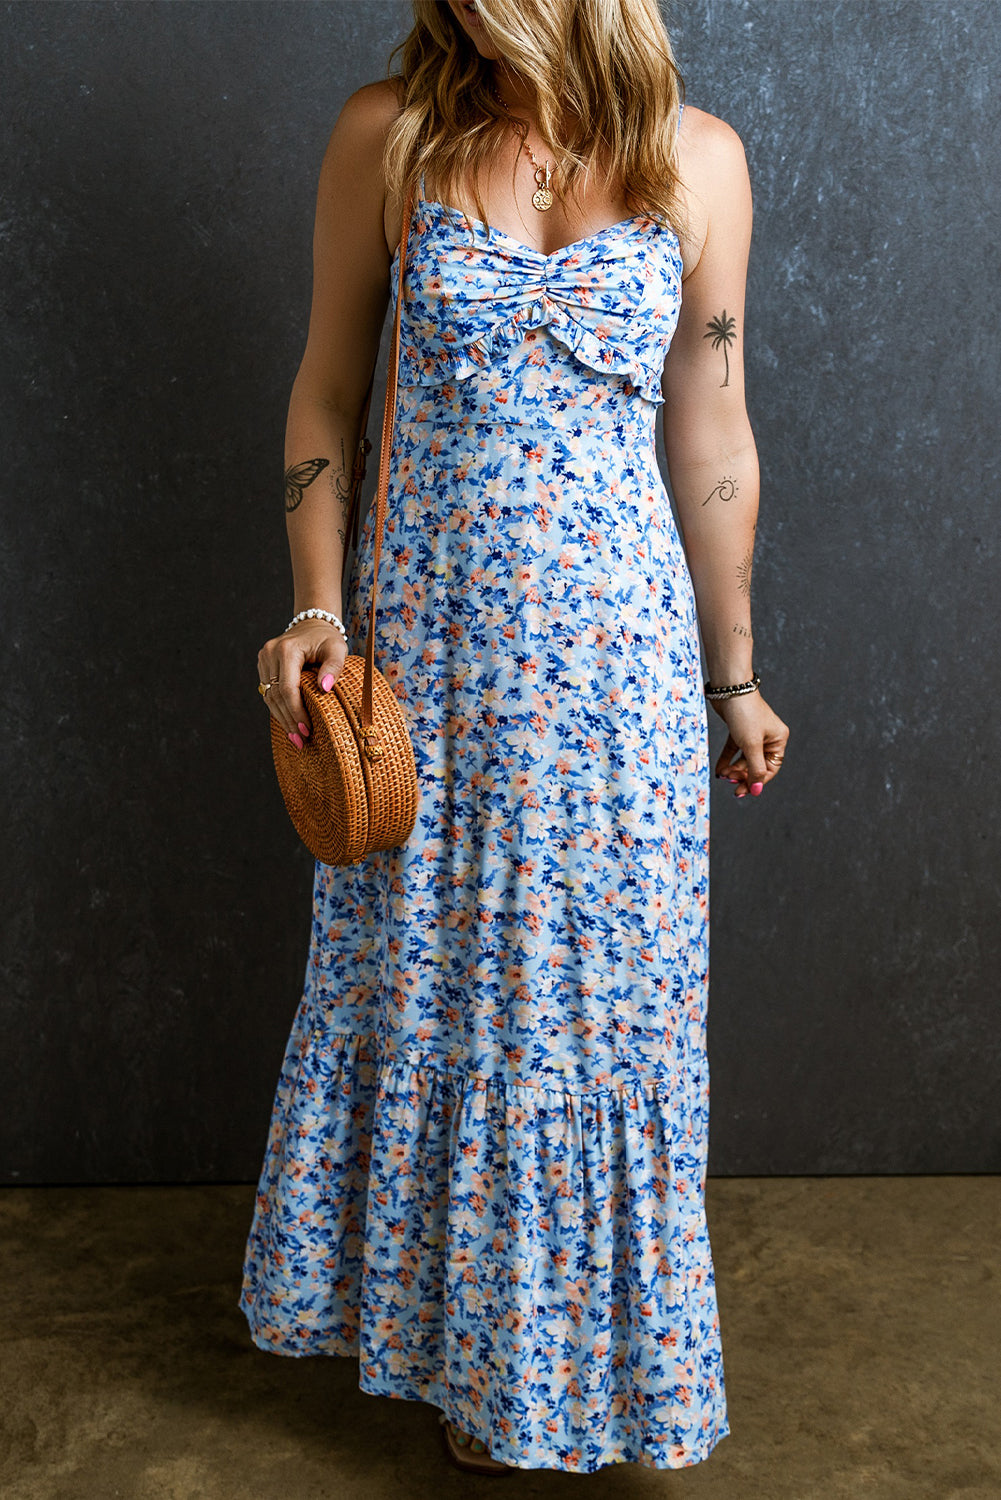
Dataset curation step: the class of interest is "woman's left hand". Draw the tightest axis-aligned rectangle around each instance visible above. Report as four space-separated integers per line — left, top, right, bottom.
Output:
711 691 789 798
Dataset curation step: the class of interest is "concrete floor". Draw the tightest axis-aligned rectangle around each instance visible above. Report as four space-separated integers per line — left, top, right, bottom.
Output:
0 1177 997 1499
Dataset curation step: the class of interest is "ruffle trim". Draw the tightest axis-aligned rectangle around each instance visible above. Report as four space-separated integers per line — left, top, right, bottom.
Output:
240 1007 727 1473
400 293 667 405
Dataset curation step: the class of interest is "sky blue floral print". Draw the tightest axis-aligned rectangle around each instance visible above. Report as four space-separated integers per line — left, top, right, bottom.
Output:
241 108 730 1474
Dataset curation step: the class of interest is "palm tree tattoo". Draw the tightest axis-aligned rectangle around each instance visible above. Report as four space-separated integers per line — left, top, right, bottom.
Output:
704 310 737 387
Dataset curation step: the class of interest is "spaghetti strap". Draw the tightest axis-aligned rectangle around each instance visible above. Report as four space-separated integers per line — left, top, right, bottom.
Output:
677 100 685 140
418 168 426 202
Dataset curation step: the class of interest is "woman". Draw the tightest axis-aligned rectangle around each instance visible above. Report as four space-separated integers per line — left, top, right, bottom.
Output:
241 0 789 1477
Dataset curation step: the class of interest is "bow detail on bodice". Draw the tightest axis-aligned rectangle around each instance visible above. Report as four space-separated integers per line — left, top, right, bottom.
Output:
391 198 684 406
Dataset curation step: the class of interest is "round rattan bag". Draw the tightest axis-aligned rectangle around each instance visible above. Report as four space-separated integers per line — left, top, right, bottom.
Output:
267 184 419 867
269 660 418 866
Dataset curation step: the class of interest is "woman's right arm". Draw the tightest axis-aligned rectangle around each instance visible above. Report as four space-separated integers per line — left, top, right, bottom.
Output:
258 80 401 746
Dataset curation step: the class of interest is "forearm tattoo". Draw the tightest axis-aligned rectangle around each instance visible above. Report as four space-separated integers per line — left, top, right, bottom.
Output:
328 438 353 546
284 457 329 513
732 622 752 639
703 476 738 507
737 548 753 599
703 310 737 388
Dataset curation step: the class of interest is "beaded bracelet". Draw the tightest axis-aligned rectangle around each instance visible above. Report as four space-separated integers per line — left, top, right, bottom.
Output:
284 607 347 640
704 671 760 701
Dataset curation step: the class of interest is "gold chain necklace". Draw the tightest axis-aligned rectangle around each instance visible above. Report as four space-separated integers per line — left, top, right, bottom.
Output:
490 84 557 210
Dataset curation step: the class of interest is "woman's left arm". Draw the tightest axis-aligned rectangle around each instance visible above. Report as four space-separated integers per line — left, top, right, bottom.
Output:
662 113 789 797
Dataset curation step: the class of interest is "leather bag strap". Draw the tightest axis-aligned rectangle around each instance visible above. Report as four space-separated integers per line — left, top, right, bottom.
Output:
341 184 416 731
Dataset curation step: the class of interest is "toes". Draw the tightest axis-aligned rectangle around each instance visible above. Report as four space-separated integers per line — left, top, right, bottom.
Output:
444 1417 501 1463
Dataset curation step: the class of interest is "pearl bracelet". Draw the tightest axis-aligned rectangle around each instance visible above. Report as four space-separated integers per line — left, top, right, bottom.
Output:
284 607 347 639
704 671 761 701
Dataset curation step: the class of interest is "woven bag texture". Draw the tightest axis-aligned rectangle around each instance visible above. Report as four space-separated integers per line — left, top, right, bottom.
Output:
269 661 418 866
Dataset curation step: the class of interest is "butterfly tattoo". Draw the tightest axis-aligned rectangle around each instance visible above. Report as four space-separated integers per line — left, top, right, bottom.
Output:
284 457 330 513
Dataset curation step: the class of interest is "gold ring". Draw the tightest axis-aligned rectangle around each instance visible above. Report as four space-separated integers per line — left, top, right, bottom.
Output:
258 682 272 697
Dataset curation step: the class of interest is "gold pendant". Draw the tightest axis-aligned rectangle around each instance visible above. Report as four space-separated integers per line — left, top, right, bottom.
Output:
532 161 554 212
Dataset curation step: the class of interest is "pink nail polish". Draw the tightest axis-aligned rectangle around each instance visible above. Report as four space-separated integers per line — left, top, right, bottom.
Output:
321 673 334 691
298 721 310 737
750 782 764 795
289 731 303 749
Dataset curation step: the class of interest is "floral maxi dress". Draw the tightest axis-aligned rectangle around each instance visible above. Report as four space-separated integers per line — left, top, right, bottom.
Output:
240 155 730 1474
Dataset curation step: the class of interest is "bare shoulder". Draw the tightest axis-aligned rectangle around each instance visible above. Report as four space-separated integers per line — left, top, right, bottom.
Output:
674 105 750 273
315 78 406 258
322 76 403 160
341 76 404 129
678 104 748 182
295 79 406 405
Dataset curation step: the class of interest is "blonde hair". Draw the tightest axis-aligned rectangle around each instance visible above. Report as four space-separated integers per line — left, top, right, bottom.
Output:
384 0 686 241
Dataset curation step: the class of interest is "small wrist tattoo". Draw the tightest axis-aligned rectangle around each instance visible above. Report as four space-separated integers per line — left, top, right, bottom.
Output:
732 623 753 639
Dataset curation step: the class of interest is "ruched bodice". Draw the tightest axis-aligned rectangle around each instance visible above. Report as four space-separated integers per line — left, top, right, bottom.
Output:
391 186 684 414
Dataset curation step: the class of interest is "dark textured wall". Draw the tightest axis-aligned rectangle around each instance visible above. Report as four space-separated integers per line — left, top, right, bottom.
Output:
1 1 997 1183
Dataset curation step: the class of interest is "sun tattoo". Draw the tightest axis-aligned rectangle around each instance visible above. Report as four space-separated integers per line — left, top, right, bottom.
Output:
703 476 738 507
737 549 753 598
703 310 737 387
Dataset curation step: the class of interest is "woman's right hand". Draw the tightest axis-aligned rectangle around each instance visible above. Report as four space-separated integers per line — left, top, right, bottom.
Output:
257 624 349 749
